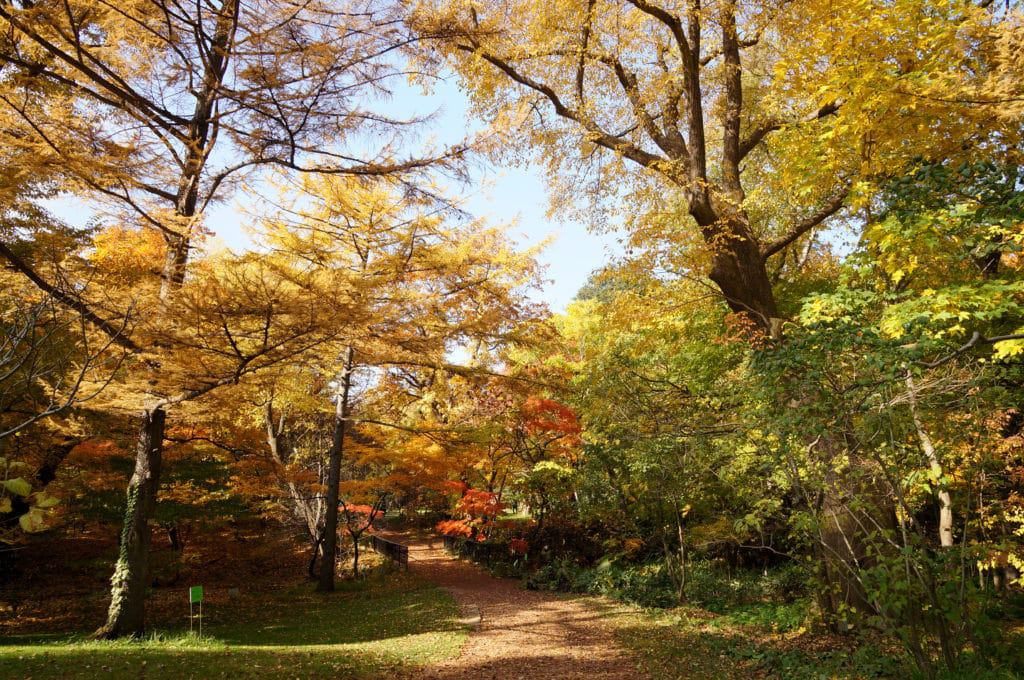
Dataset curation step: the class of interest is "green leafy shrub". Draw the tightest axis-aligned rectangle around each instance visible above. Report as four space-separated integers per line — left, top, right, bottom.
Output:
525 556 810 611
685 560 810 611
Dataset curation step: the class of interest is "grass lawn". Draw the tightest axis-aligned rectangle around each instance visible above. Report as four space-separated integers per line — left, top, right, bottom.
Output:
0 571 466 679
596 599 1024 680
602 603 895 679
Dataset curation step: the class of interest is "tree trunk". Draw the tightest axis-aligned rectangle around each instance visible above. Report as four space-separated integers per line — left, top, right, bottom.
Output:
166 524 182 552
317 347 355 592
676 510 687 604
906 372 954 547
94 408 166 639
158 235 191 301
707 224 779 332
307 531 323 580
352 535 360 578
316 397 345 592
812 538 840 626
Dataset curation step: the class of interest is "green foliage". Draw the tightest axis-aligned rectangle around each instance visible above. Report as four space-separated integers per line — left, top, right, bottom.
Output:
1 457 59 541
541 153 1024 676
686 561 811 613
525 554 812 615
857 537 1016 673
601 600 904 680
744 161 1024 676
3 477 31 497
729 641 902 679
526 557 679 608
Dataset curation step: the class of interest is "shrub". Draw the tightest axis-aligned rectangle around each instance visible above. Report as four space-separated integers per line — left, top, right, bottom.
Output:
526 558 677 608
686 560 810 611
525 555 812 612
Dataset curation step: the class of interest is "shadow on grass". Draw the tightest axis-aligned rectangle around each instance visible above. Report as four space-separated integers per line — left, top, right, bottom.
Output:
0 574 467 680
598 600 1024 680
215 578 464 647
608 613 898 679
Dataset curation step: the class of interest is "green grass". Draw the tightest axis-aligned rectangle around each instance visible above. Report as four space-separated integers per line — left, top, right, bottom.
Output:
0 573 467 679
496 512 532 522
597 599 1024 680
595 599 904 679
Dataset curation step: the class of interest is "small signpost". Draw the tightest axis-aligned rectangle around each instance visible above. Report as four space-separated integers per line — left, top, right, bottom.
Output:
189 585 204 636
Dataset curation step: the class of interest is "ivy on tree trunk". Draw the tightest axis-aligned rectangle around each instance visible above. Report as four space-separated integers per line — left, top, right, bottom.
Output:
94 408 166 639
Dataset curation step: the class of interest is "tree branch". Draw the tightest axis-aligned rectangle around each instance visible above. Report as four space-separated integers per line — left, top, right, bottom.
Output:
739 102 839 161
453 42 662 169
0 240 141 353
762 185 849 260
919 332 1024 369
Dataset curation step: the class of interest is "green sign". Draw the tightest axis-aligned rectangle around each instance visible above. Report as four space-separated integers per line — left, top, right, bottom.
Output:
189 585 204 604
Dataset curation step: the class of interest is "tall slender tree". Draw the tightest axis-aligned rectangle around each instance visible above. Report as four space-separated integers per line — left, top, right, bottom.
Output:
255 174 542 590
0 0 465 637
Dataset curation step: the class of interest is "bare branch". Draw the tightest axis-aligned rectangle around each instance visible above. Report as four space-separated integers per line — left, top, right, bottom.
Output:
762 185 850 260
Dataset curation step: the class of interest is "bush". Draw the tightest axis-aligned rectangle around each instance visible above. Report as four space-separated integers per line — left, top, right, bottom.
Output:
717 601 812 633
526 558 677 608
686 560 810 611
525 555 811 612
524 556 581 592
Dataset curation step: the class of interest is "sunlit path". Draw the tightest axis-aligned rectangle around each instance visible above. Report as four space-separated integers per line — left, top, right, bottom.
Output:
388 533 648 680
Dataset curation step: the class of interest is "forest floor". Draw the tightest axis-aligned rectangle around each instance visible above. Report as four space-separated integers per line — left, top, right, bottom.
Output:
0 527 467 679
388 532 1021 680
5 527 1020 679
390 532 648 680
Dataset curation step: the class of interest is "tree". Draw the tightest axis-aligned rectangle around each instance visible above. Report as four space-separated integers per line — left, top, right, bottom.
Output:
413 0 852 331
415 0 1018 334
260 375 334 578
0 0 466 636
250 173 543 589
319 346 356 591
437 484 507 541
338 500 385 577
739 152 1024 671
557 269 772 602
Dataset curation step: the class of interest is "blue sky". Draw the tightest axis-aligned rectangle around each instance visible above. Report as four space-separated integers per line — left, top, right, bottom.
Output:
203 164 622 314
45 75 622 313
202 76 624 313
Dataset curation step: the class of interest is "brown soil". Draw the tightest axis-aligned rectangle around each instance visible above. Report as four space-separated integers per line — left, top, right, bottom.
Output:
392 533 649 680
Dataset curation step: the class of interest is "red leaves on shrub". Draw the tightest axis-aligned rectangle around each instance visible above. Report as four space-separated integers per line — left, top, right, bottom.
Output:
457 489 505 518
437 519 473 537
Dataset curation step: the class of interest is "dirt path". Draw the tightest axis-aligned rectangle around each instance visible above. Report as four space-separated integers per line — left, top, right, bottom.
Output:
390 533 648 680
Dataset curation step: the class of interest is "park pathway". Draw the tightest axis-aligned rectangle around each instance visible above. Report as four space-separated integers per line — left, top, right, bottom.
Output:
389 533 649 680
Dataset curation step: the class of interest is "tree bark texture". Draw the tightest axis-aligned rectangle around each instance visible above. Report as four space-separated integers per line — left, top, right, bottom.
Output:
95 408 166 639
317 347 355 592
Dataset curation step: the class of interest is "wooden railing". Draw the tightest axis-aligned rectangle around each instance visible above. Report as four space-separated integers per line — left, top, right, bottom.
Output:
366 534 409 570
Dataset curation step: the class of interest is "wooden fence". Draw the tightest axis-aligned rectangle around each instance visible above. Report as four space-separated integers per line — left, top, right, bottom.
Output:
366 535 409 570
